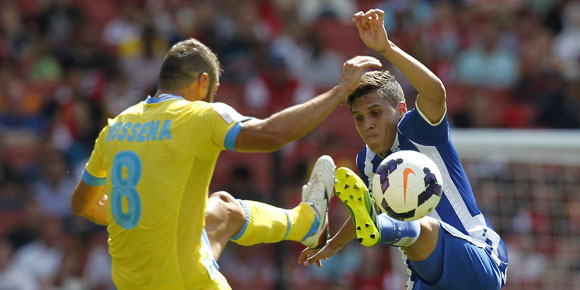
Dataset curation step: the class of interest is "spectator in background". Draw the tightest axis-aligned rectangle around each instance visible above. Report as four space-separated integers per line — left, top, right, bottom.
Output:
102 1 143 52
535 76 580 128
5 199 42 251
224 165 265 202
0 177 30 212
552 1 580 80
51 238 88 290
33 149 76 218
0 239 34 290
288 0 356 24
244 54 314 117
455 14 519 89
82 231 114 290
296 29 344 88
12 217 64 290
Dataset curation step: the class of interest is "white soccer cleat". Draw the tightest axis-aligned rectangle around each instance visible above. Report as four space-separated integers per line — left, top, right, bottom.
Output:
301 155 336 249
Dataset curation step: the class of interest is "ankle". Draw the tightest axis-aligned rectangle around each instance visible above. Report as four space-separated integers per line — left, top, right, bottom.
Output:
378 213 421 247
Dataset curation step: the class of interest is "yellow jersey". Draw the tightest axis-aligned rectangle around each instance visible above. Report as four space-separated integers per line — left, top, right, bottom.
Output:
82 94 249 289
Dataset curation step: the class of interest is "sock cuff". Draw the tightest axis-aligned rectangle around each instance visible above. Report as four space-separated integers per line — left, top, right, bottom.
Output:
391 221 421 247
299 202 319 242
230 199 251 241
378 213 421 247
281 211 292 241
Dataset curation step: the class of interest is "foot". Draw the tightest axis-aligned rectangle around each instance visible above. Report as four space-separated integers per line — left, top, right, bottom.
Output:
335 167 380 247
301 155 336 249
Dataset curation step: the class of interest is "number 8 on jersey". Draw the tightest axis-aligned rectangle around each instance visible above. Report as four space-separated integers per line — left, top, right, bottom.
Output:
111 151 142 229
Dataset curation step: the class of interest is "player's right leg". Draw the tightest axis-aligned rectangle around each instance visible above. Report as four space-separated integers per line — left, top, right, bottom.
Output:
335 167 422 248
205 155 336 260
229 155 335 249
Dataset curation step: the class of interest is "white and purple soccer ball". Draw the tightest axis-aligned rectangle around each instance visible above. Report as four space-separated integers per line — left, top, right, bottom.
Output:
371 150 443 221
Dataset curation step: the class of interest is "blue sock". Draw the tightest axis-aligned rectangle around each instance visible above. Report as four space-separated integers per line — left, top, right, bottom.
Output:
410 224 444 284
377 213 421 247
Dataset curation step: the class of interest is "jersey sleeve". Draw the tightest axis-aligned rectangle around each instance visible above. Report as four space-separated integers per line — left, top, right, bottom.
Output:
355 147 371 188
398 103 450 146
82 126 108 186
208 102 251 151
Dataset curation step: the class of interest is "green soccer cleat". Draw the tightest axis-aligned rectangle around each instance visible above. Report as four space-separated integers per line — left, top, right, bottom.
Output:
335 167 380 247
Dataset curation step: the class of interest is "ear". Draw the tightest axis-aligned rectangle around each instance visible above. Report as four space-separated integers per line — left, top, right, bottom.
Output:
197 72 210 91
398 101 407 118
191 72 211 102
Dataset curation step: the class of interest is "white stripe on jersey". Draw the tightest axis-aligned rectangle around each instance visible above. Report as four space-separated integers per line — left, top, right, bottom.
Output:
363 148 376 182
412 143 479 238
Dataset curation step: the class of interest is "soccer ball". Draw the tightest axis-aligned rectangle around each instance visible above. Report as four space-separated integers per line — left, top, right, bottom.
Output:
371 150 443 221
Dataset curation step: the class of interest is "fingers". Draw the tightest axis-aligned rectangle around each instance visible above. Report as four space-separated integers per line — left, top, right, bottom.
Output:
298 247 326 267
353 9 385 27
347 55 382 69
298 247 315 264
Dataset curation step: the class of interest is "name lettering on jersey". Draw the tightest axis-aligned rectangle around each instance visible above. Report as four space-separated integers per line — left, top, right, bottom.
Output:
106 120 172 142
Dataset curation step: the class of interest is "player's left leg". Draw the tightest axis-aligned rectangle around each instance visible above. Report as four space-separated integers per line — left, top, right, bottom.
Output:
335 167 423 248
410 221 503 290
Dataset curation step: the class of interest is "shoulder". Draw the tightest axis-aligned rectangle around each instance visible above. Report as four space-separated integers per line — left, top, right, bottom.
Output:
398 108 450 146
208 102 251 125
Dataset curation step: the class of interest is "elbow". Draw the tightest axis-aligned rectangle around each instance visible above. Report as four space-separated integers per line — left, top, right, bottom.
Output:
261 134 287 152
71 201 84 216
434 81 446 101
71 191 86 216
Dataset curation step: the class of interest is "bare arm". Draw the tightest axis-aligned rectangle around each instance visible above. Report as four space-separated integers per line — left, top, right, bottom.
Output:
71 180 108 225
298 217 356 267
235 56 382 152
354 9 446 123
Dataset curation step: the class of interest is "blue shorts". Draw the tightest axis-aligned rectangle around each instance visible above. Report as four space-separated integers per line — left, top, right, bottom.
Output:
409 222 504 290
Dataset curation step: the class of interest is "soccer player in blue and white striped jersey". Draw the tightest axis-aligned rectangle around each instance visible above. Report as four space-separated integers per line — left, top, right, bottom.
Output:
299 9 508 290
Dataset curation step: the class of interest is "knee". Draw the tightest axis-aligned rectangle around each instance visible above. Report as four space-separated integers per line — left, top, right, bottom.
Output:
419 216 439 233
206 191 246 229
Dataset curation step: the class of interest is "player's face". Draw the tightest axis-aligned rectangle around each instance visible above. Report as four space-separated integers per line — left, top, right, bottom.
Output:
351 91 402 157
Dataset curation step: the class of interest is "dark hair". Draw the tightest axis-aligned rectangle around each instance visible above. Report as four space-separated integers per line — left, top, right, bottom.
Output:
157 38 222 95
347 70 405 109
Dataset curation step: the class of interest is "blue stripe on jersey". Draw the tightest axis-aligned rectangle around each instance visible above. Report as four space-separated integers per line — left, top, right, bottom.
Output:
437 141 481 217
435 191 467 234
82 168 107 186
224 122 243 151
356 146 367 185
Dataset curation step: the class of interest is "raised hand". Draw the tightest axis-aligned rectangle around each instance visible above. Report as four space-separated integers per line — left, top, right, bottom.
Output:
337 56 382 95
353 9 389 53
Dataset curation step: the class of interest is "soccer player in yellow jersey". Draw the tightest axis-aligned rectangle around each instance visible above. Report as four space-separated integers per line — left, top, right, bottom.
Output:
70 38 381 289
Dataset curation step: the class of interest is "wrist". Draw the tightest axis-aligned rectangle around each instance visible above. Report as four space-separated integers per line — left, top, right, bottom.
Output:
328 235 351 250
333 84 353 98
376 41 395 56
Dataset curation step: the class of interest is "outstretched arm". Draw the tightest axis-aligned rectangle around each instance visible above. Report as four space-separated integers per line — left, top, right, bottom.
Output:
353 9 446 123
235 56 382 152
298 217 356 267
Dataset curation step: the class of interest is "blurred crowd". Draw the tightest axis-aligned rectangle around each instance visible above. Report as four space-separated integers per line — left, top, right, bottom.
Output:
0 0 579 289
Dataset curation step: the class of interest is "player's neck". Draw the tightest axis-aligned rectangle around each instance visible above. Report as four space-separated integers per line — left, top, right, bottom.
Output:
154 90 183 98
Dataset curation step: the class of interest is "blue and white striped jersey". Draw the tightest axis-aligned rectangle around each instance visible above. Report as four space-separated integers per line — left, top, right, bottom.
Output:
356 106 508 284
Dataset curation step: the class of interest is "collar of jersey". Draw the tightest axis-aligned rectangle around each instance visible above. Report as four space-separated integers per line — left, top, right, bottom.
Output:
144 94 185 104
